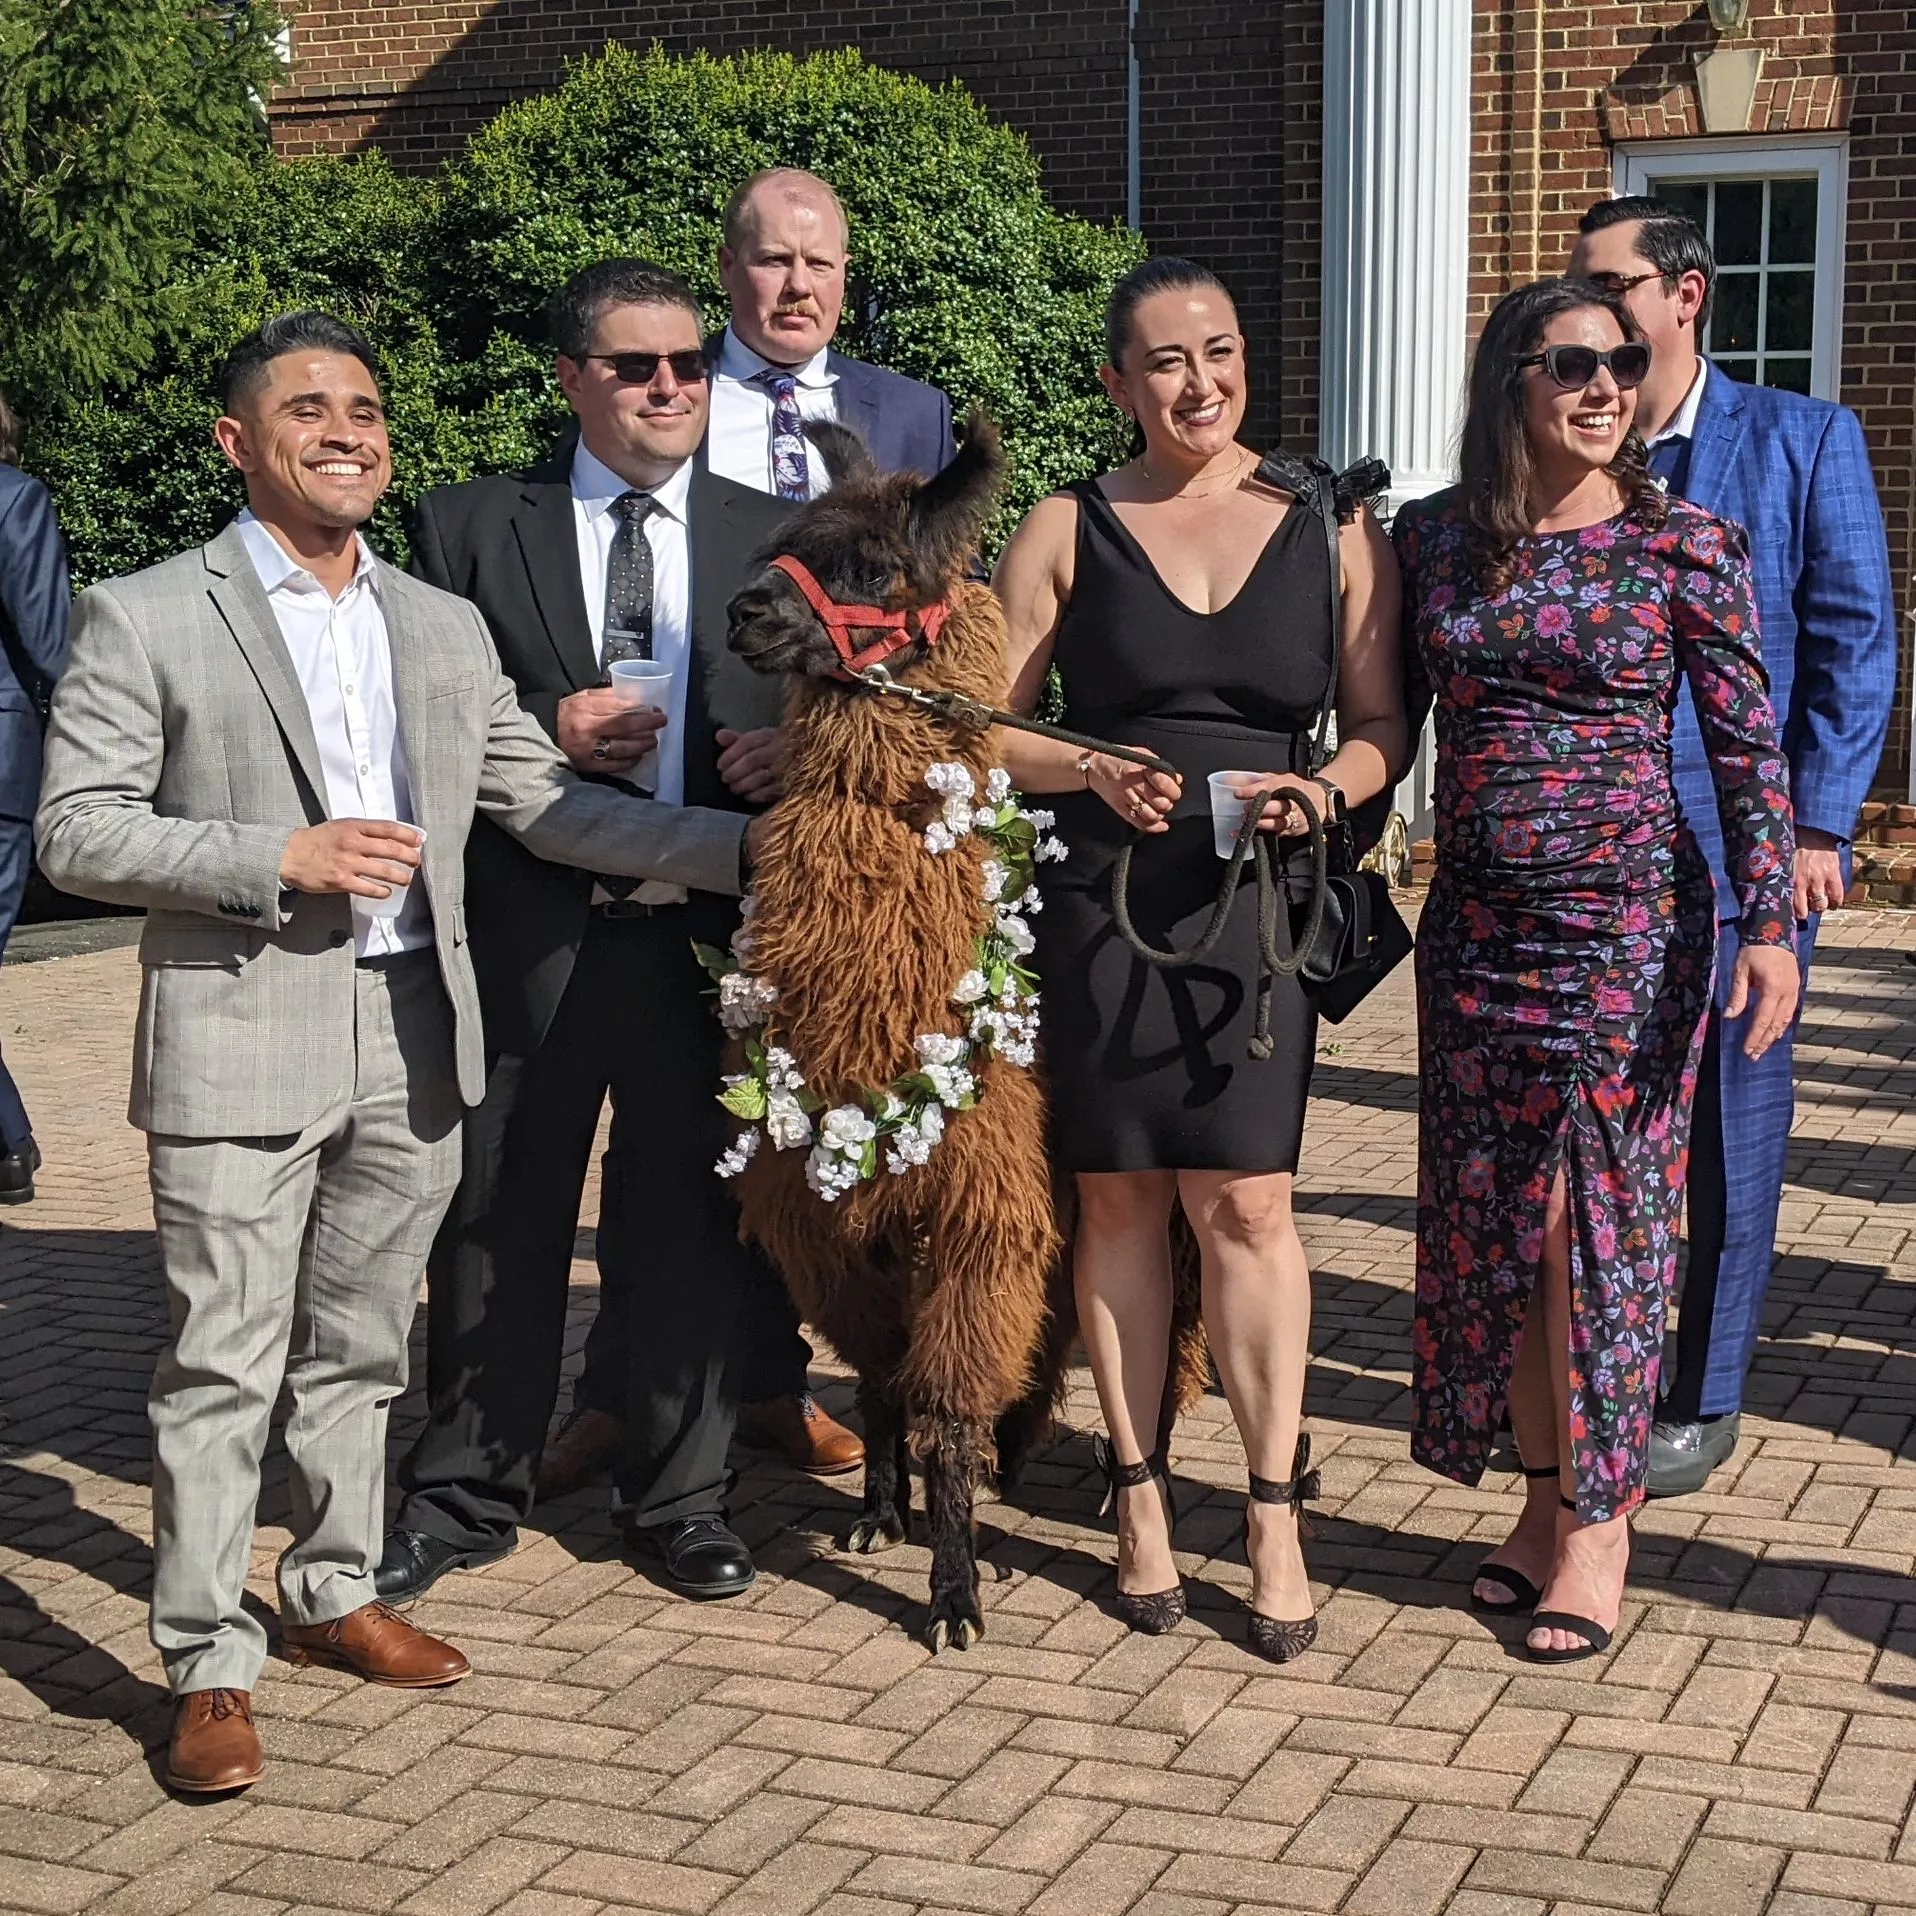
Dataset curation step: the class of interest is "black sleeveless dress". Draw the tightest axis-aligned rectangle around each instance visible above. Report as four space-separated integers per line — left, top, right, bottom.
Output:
1035 480 1334 1174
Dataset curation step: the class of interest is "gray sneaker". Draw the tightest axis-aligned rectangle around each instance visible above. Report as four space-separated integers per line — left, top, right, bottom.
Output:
1646 1412 1740 1498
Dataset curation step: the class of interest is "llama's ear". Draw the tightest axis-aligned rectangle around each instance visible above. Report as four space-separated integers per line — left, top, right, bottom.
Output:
804 420 880 489
907 410 1005 580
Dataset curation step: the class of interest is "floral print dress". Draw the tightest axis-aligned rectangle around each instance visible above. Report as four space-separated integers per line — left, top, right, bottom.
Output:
1394 495 1794 1522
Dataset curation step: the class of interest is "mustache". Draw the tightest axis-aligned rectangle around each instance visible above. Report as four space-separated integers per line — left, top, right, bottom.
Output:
772 300 822 319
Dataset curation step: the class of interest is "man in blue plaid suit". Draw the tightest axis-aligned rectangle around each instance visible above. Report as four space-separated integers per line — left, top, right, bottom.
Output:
1572 199 1897 1493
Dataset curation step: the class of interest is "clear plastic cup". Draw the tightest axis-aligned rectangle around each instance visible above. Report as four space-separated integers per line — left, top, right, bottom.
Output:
607 658 675 708
607 660 673 794
1208 772 1260 859
364 825 426 919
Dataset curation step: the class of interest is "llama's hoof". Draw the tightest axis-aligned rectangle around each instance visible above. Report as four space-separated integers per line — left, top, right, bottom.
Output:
846 1513 907 1554
923 1599 983 1654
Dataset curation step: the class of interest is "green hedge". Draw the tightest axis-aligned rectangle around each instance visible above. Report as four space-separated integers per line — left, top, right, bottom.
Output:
20 44 1144 587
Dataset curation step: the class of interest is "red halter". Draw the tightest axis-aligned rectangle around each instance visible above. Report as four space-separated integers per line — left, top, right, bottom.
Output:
769 553 955 678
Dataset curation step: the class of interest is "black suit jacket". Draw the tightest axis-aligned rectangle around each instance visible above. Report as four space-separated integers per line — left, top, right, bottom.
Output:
409 455 790 1055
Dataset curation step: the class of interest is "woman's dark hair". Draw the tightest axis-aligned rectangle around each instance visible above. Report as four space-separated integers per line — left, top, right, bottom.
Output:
1103 255 1232 367
1458 276 1665 594
547 258 702 361
0 390 17 466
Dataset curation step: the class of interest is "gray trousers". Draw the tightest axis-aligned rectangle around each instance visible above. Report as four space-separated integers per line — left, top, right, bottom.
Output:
146 953 462 1695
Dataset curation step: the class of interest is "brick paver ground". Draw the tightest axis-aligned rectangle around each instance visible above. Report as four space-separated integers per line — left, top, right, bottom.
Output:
4 908 1916 1916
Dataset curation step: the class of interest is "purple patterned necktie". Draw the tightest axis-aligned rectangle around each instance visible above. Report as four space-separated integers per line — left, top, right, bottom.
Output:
756 369 811 502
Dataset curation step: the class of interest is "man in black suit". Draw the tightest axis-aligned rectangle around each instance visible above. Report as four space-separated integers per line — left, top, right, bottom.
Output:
376 261 788 1602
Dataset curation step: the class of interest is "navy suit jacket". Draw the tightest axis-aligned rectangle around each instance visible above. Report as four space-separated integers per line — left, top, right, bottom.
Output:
1670 365 1896 919
0 463 71 820
700 330 955 480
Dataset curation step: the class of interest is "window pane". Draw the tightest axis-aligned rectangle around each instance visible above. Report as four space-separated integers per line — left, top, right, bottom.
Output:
1712 273 1760 353
1766 271 1815 352
1769 178 1817 264
1654 178 1711 229
1761 357 1813 395
1715 357 1758 386
1715 180 1764 265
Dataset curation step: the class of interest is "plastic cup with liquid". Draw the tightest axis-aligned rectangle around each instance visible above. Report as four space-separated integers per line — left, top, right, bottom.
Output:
364 825 427 919
1207 772 1262 859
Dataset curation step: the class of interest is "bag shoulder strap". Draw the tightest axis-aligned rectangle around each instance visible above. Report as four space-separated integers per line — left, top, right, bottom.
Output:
1252 449 1389 771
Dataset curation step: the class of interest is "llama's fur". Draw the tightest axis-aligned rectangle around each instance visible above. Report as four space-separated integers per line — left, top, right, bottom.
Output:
724 416 1201 1649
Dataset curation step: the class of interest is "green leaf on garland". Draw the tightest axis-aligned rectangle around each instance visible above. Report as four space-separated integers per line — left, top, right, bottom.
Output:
858 1138 879 1178
692 942 731 976
720 1078 768 1119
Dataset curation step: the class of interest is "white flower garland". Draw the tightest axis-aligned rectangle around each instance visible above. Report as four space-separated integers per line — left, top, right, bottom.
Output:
697 763 1067 1203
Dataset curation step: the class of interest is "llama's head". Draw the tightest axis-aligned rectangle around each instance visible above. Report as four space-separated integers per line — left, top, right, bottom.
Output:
727 412 1005 682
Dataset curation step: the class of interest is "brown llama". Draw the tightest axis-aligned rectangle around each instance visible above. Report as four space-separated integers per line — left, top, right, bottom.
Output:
715 416 1203 1651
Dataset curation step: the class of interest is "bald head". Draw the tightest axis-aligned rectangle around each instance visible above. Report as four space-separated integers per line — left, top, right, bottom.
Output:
718 169 850 367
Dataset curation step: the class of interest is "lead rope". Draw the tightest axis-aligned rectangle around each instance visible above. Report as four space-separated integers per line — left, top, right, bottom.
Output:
849 663 1326 1061
1109 790 1328 1061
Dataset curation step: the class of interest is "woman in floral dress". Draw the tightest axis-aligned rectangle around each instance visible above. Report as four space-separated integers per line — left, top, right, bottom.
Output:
1395 279 1798 1661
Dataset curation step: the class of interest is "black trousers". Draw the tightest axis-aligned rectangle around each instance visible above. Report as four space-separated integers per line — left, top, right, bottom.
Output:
397 908 779 1544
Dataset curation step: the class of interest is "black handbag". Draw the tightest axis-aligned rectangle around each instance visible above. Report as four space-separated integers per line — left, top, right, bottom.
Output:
1254 450 1415 1025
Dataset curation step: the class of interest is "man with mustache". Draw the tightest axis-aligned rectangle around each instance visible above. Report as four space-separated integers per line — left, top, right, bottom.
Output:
35 309 757 1791
689 165 953 1477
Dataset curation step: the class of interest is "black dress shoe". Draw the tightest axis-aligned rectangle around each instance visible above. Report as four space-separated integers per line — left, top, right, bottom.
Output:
1646 1413 1741 1498
0 1137 41 1206
632 1515 755 1599
373 1528 515 1604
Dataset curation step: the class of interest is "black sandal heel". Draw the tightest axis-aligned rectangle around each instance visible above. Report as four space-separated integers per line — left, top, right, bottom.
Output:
1524 1494 1616 1663
1471 1463 1559 1616
1093 1436 1186 1635
1245 1433 1320 1664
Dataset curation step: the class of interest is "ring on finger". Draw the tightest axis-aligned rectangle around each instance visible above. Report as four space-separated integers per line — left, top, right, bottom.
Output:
591 740 609 761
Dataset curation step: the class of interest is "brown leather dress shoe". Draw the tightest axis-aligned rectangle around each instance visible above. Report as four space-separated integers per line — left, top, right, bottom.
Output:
535 1405 626 1502
165 1688 263 1793
281 1601 471 1688
735 1392 865 1475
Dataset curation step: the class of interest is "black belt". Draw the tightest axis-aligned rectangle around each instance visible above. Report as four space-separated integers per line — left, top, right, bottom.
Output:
596 897 684 920
355 945 436 971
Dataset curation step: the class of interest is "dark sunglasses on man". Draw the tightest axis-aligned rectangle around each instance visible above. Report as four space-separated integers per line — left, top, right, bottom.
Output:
1516 342 1652 391
578 350 711 385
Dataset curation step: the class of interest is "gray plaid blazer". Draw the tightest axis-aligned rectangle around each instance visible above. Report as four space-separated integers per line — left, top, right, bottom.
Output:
36 521 746 1137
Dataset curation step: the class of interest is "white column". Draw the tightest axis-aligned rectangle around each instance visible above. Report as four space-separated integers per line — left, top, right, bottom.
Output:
1318 0 1473 839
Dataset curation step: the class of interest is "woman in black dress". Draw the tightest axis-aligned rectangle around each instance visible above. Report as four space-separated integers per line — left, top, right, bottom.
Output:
993 259 1406 1657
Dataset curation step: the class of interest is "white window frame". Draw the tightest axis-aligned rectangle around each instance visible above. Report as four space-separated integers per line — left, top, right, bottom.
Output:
1611 134 1847 402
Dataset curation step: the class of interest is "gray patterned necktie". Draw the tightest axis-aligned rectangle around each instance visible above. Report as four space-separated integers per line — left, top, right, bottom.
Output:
602 491 657 670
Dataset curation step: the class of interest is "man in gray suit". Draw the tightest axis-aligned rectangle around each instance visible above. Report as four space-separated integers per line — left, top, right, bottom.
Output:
35 311 758 1796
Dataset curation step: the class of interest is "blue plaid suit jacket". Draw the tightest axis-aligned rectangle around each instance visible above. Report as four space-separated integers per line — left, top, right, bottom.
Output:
1670 365 1896 920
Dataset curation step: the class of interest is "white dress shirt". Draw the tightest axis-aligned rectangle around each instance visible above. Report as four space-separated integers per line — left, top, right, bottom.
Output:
1648 356 1708 451
570 440 694 807
235 510 429 957
705 327 839 499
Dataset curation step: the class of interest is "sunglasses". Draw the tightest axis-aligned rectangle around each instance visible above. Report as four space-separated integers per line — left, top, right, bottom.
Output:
1582 269 1664 297
1515 342 1652 391
578 350 710 385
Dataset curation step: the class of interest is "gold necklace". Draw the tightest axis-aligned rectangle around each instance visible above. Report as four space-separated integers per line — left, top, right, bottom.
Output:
1135 449 1252 497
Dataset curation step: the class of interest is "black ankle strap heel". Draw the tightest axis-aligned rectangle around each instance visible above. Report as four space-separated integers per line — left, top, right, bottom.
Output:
1471 1462 1561 1617
1093 1436 1186 1636
1244 1434 1320 1664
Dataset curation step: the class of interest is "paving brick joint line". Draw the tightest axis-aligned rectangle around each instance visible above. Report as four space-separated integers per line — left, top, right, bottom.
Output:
4 910 1916 1916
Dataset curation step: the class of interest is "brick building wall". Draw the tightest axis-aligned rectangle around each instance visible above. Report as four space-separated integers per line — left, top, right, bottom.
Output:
270 0 1915 785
